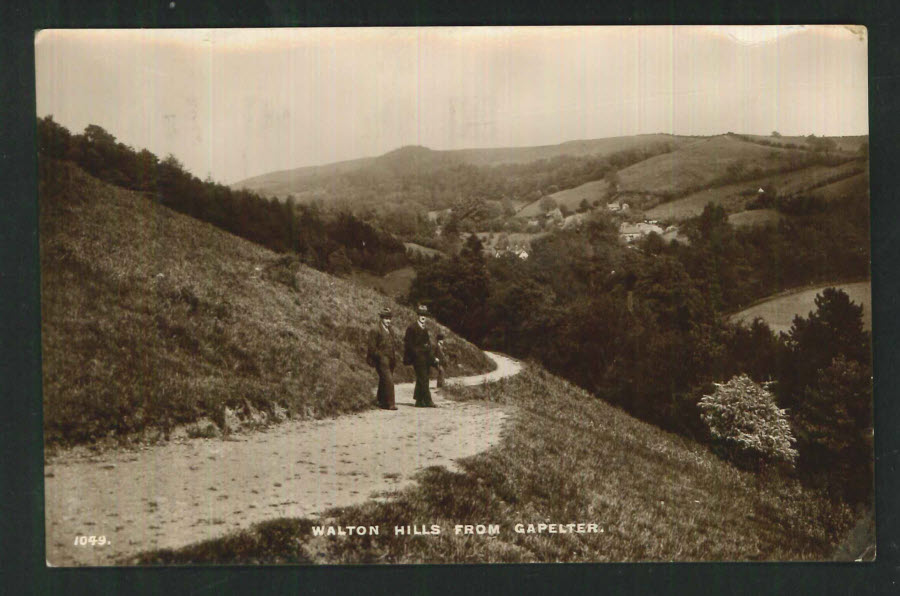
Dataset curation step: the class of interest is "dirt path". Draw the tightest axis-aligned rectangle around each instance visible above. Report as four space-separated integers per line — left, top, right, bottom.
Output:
44 352 521 566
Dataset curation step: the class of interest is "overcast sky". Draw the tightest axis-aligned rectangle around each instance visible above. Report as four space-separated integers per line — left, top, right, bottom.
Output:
35 26 868 184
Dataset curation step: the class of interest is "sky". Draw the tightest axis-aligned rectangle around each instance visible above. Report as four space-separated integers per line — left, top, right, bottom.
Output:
35 26 868 184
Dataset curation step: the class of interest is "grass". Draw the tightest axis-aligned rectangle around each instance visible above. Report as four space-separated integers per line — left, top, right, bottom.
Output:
403 242 444 258
729 281 872 335
347 266 417 299
516 137 863 222
616 136 792 195
809 172 869 201
133 365 857 564
516 180 609 218
727 209 783 228
40 161 494 447
644 160 864 222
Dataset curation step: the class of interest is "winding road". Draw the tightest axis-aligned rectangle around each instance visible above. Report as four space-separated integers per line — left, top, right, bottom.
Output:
44 352 521 566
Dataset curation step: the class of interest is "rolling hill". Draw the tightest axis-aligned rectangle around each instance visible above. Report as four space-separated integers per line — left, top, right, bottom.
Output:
644 161 866 222
232 134 696 201
39 160 494 446
615 135 798 196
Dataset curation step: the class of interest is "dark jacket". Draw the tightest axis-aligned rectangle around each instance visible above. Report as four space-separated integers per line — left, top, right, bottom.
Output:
367 324 398 370
403 323 434 367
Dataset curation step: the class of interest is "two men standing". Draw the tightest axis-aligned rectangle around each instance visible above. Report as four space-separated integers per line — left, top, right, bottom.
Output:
367 304 442 409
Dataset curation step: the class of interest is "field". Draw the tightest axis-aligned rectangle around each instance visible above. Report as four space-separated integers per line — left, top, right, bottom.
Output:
136 366 855 564
403 242 444 258
516 136 864 223
615 135 794 195
40 161 494 446
729 281 872 334
645 161 865 222
727 209 783 228
809 172 869 201
742 134 868 154
516 180 608 218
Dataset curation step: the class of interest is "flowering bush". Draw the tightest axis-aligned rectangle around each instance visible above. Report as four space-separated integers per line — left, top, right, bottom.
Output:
698 374 798 468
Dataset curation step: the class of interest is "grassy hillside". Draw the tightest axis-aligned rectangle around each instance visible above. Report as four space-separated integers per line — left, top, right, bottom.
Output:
517 135 863 221
517 179 608 218
644 161 865 222
40 161 494 446
347 266 417 299
616 135 797 195
727 209 783 228
729 282 872 335
809 172 869 201
135 366 855 564
742 134 868 153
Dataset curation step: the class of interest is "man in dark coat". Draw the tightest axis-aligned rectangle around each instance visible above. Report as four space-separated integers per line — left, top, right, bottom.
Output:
404 304 439 407
367 307 399 410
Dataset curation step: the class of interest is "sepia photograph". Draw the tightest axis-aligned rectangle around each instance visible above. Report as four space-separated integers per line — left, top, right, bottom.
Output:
35 26 873 566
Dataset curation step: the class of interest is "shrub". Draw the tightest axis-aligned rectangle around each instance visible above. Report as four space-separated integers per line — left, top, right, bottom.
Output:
698 374 798 468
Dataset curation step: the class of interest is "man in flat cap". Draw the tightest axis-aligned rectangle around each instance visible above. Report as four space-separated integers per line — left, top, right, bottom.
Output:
367 307 399 410
404 304 439 407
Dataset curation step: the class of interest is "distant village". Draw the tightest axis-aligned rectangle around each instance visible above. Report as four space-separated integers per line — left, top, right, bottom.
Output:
469 198 686 260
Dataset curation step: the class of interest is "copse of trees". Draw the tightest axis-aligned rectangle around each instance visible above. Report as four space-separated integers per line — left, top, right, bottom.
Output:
36 116 407 276
410 190 871 503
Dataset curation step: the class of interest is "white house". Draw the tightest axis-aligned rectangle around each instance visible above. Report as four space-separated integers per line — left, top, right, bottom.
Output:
618 221 664 243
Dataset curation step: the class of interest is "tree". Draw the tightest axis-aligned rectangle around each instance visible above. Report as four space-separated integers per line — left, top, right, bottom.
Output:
698 374 798 469
604 169 620 196
781 288 870 403
37 115 72 160
793 355 873 502
539 196 558 213
772 130 782 137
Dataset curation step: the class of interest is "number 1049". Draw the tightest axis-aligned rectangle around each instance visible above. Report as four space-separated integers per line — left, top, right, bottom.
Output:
74 535 107 546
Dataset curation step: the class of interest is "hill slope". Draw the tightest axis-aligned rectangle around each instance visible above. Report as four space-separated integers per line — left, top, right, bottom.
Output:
138 366 855 563
39 161 494 446
616 135 794 195
232 135 696 200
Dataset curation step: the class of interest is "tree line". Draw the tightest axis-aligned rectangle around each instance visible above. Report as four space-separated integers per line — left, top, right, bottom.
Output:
36 116 408 275
410 197 871 503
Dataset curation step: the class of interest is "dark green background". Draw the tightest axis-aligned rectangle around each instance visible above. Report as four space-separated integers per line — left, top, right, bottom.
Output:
2 1 898 594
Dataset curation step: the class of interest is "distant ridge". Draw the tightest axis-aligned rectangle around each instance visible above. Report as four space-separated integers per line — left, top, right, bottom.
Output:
231 134 695 196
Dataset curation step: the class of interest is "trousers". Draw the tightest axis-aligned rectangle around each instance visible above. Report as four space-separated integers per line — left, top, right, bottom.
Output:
375 361 395 409
413 362 434 407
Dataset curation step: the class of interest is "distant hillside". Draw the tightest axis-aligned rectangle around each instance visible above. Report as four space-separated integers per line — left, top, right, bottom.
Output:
616 135 797 195
511 134 864 222
40 161 494 446
444 134 695 167
645 160 866 222
742 133 868 153
231 135 696 200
